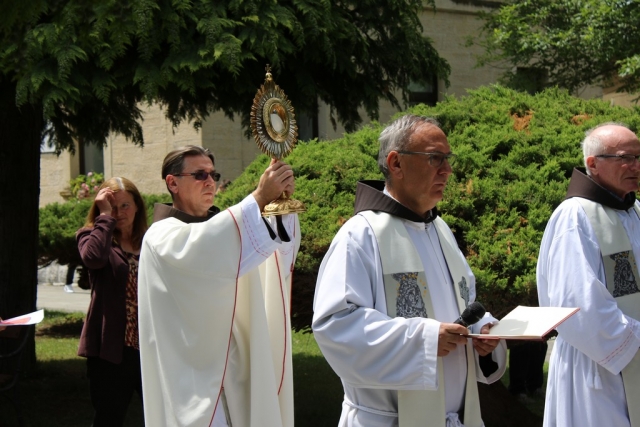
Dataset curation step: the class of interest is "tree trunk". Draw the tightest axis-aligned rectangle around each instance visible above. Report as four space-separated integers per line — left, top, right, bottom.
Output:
0 78 44 375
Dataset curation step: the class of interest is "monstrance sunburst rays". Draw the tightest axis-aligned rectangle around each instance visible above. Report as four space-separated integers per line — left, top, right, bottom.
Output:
250 65 305 216
250 66 298 160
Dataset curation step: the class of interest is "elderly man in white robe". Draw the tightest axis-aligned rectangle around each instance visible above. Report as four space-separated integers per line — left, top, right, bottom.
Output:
138 145 300 427
537 123 640 427
312 115 507 427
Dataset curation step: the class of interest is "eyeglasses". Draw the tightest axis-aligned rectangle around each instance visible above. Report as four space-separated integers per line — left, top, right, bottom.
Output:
397 151 456 167
174 171 221 182
595 154 640 165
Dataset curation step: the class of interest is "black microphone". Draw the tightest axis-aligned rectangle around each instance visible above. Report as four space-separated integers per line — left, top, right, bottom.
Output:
454 302 486 327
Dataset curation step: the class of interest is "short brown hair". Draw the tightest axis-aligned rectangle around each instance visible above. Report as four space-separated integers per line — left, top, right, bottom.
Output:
84 177 148 250
161 145 215 197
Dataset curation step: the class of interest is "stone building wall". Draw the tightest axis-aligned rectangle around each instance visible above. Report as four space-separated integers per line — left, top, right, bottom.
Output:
39 148 79 206
603 82 638 108
103 104 203 196
297 0 508 142
200 111 263 187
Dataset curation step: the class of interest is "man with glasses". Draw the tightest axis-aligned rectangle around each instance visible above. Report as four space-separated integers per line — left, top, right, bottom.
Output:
138 145 300 427
538 123 640 427
312 115 506 427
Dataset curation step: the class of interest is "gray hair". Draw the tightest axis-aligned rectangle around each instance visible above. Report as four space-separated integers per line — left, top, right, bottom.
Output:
378 115 441 179
114 177 125 191
582 122 628 175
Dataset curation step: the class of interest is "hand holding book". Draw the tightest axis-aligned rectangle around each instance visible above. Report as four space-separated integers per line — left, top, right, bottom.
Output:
467 306 579 340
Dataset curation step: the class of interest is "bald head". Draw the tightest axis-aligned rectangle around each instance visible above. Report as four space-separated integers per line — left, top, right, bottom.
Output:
583 124 637 171
583 123 640 198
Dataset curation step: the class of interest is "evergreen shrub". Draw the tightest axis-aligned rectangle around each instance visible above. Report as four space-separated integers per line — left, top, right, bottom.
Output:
39 198 95 266
217 85 640 328
38 86 640 328
217 126 384 273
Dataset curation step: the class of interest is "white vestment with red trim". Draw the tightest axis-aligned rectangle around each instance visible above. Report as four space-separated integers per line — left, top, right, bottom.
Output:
139 196 299 427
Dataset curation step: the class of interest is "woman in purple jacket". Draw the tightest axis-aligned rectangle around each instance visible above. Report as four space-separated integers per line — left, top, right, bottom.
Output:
77 177 148 427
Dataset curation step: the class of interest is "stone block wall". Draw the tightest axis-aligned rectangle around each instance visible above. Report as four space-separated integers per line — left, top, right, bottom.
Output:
201 111 263 186
39 148 79 207
103 104 203 196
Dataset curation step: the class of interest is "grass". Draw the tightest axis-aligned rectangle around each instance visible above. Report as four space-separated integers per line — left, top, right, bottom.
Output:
1 311 547 427
500 360 548 419
0 311 342 427
292 331 343 425
0 311 144 427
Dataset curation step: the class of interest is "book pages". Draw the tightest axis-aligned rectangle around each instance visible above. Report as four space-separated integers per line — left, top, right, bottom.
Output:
468 306 579 340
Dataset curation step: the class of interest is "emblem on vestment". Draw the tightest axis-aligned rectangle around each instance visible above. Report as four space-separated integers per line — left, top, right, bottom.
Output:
393 272 428 318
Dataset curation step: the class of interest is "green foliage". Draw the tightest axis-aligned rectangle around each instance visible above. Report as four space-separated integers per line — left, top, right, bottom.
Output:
38 193 171 266
416 86 640 315
3 1 450 354
220 85 640 323
216 126 384 274
38 86 640 326
68 171 104 200
1 0 449 152
38 198 94 266
474 0 640 94
141 193 174 224
14 312 338 427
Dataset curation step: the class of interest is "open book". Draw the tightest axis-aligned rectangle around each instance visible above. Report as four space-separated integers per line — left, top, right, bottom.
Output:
468 305 579 340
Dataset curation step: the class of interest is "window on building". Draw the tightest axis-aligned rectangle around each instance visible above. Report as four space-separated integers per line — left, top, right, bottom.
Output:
297 110 318 141
408 76 439 106
451 0 504 8
79 142 104 175
41 122 56 153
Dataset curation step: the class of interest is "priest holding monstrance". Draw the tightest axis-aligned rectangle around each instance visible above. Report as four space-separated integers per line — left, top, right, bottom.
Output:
138 67 302 427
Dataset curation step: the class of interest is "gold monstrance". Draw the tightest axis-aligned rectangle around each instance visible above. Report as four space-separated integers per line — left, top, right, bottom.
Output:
250 65 306 216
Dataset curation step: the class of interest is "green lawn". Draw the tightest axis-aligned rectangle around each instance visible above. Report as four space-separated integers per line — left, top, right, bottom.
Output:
1 311 546 426
0 311 343 427
500 355 548 419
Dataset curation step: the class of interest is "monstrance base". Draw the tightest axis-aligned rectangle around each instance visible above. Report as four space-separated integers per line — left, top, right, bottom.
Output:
262 194 306 216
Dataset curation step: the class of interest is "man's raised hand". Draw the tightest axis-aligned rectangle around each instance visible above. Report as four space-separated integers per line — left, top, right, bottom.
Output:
252 159 295 211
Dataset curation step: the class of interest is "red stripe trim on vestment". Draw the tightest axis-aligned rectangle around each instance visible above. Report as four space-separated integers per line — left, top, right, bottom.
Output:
274 251 288 395
209 209 242 427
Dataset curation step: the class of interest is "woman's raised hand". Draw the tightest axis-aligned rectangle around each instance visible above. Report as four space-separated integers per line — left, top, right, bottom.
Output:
95 188 115 216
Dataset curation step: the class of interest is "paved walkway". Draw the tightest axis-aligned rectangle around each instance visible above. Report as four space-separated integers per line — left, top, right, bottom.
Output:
37 262 90 313
37 284 90 313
